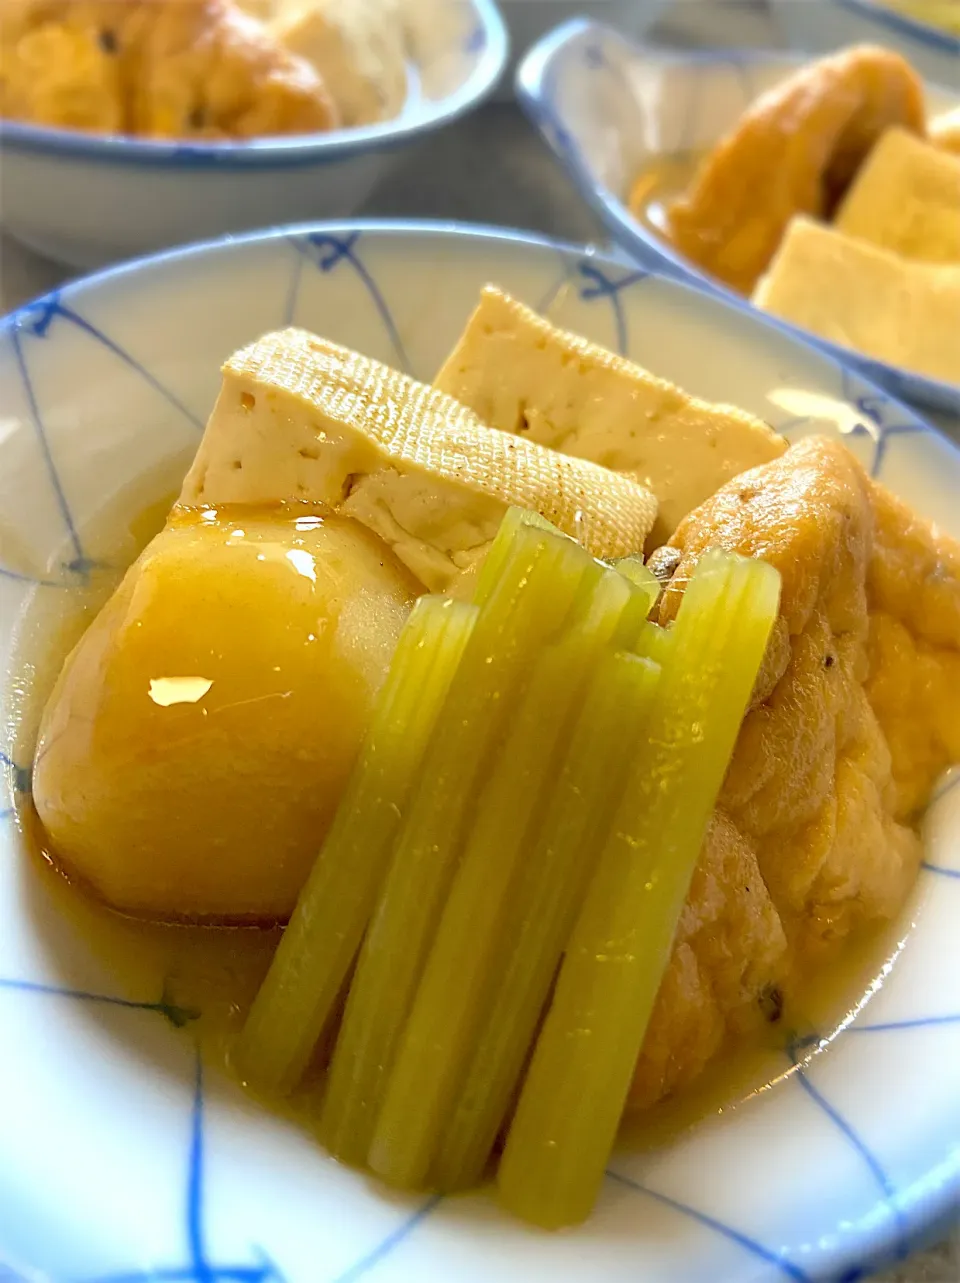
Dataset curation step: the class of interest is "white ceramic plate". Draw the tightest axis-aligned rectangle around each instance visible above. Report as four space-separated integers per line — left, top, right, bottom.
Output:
0 0 506 270
515 20 960 418
495 0 667 91
771 0 960 85
1 222 958 1282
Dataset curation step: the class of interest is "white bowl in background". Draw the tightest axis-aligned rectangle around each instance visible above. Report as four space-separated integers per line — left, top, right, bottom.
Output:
0 0 507 271
771 0 960 84
496 0 667 88
1 219 959 1282
516 18 960 417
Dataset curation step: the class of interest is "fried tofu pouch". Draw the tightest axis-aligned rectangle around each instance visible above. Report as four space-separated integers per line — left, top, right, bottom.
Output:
0 0 338 138
630 436 960 1108
664 45 926 294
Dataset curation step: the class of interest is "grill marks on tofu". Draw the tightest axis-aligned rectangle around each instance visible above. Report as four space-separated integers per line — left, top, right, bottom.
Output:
632 436 959 1108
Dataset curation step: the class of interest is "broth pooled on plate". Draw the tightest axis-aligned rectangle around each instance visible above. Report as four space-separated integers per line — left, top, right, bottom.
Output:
22 290 960 1229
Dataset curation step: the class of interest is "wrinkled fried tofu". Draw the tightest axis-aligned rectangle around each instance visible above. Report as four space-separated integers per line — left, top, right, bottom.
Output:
630 436 960 1107
664 46 926 293
866 483 960 817
631 810 787 1109
0 0 338 138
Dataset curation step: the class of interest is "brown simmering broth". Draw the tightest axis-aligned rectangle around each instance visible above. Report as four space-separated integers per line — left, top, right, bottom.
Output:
5 467 909 1151
627 151 703 247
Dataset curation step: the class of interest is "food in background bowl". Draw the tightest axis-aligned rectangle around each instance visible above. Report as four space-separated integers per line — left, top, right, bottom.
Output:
24 284 960 1229
0 0 409 138
629 44 960 386
256 0 408 126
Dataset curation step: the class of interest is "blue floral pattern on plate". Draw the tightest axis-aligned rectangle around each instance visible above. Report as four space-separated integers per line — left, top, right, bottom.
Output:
0 223 958 1283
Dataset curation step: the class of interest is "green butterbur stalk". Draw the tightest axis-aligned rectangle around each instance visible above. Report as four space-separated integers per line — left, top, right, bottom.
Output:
234 595 476 1095
319 522 591 1166
368 570 633 1189
497 550 780 1229
432 648 662 1192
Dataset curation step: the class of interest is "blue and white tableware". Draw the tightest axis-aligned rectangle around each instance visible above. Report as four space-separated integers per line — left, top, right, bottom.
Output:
0 0 507 270
516 19 960 418
1 220 958 1282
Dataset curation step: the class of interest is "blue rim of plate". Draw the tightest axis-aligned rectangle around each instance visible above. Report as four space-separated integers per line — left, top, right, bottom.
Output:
514 18 960 418
837 0 960 54
0 0 508 171
0 217 958 1283
1 215 955 465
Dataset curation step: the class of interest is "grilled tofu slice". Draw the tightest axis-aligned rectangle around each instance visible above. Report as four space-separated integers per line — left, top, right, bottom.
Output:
180 327 659 591
433 287 785 546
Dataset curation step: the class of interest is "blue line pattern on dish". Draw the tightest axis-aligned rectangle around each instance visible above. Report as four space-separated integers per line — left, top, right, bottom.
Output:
329 1196 442 1283
0 977 198 1028
576 262 650 356
921 861 960 880
13 292 203 433
79 1053 284 1283
9 320 85 570
582 42 608 71
0 562 88 590
5 289 204 596
0 224 955 1280
521 31 960 418
787 1039 908 1259
284 244 305 328
463 23 485 55
0 752 32 796
837 368 926 479
293 233 412 374
605 1170 811 1281
850 1013 960 1034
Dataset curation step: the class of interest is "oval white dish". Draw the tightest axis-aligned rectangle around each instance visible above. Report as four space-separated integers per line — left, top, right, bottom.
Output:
0 221 958 1283
771 0 960 85
516 19 960 418
0 0 507 271
495 0 667 90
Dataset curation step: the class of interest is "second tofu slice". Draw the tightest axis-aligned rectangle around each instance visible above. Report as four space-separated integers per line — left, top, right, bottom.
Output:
179 328 659 592
835 127 960 265
433 287 786 546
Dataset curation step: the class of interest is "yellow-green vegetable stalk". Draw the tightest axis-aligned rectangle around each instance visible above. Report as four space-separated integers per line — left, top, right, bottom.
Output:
498 550 780 1228
234 595 476 1095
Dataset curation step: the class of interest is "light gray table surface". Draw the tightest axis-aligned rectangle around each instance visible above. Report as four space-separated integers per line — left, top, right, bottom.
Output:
0 5 957 1278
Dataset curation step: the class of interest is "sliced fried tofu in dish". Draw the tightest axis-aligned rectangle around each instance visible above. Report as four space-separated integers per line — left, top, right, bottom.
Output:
183 328 659 592
634 435 960 1107
835 127 960 264
433 287 786 547
754 217 960 385
0 0 340 138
